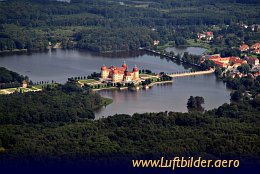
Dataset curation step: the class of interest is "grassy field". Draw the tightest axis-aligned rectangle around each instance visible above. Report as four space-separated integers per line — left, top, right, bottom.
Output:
186 39 212 50
32 83 59 89
0 87 42 94
102 98 113 106
79 79 97 84
140 73 157 78
0 84 54 95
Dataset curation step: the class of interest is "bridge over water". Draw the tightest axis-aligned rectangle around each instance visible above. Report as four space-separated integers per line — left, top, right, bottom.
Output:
166 69 214 78
142 48 202 68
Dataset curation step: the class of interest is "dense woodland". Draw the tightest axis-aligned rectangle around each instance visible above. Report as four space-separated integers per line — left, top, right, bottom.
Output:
0 69 259 166
0 82 103 124
0 97 259 165
0 0 259 52
0 67 28 89
0 67 27 83
0 0 260 170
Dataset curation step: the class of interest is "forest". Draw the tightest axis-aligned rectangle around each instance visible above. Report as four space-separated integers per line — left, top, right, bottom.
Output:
0 67 28 89
0 82 104 124
0 68 259 166
0 97 259 166
0 0 259 52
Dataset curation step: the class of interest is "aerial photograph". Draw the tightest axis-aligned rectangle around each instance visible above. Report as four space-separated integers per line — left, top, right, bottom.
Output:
0 0 259 173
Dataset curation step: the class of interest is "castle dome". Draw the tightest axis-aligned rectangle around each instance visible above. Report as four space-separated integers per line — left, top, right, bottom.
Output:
122 61 127 68
101 65 107 70
133 65 139 72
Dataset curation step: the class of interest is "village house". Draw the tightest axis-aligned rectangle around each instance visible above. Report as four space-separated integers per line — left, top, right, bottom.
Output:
197 31 214 41
251 43 260 50
208 55 247 68
240 44 249 52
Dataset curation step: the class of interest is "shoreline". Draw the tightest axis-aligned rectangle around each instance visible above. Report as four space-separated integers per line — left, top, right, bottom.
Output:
91 80 174 92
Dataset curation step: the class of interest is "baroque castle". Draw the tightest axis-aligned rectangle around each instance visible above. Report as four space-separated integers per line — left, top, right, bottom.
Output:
101 62 139 82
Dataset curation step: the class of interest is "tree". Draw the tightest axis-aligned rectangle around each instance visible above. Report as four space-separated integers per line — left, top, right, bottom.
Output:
187 96 205 112
201 60 215 70
176 53 181 61
237 64 250 74
231 91 243 101
215 67 223 78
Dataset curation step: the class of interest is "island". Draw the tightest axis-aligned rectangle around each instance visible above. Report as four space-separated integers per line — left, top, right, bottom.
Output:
76 62 173 91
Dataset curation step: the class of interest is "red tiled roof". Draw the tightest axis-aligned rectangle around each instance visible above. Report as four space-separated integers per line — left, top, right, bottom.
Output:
205 31 213 36
240 44 249 51
251 43 260 49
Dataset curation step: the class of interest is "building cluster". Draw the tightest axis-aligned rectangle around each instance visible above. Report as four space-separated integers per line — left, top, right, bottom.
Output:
208 55 247 68
205 54 260 79
197 31 214 41
240 42 260 54
101 62 139 83
229 71 260 79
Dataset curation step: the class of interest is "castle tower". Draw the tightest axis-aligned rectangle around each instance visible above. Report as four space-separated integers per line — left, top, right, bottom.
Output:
101 65 109 79
133 65 139 80
112 69 119 82
122 61 127 70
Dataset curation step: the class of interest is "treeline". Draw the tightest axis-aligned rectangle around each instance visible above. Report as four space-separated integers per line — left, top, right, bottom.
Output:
0 82 103 124
0 67 27 83
214 67 260 96
0 67 28 89
75 27 154 52
0 98 259 164
0 0 259 52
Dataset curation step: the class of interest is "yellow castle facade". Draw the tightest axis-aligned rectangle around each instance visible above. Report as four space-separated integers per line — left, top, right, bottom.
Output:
101 62 139 83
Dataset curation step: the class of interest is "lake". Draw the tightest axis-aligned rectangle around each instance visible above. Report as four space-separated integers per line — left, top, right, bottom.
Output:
165 46 207 56
0 49 230 118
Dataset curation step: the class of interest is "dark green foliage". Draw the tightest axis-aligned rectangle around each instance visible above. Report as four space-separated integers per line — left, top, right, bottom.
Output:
187 96 205 112
237 64 251 74
230 91 243 101
75 28 154 52
0 99 259 163
0 0 259 52
182 52 201 64
201 60 216 70
0 67 27 83
0 83 103 124
225 76 259 92
0 67 28 89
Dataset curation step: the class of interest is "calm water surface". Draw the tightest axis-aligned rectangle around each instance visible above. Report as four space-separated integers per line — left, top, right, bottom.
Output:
0 49 230 118
165 47 207 56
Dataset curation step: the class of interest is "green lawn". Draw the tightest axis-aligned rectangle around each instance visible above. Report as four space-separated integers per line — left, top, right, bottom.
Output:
102 98 113 106
5 88 18 92
79 79 97 84
140 74 154 78
0 86 44 95
32 83 59 90
187 39 211 49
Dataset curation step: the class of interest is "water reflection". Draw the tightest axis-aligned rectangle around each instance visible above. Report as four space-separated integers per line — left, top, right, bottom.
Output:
165 46 207 56
95 74 230 118
0 49 230 118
